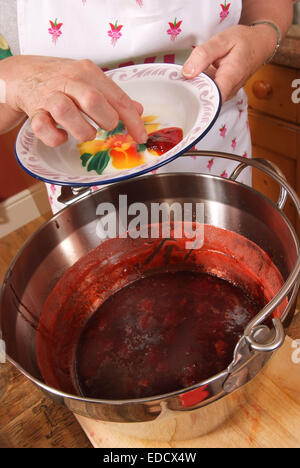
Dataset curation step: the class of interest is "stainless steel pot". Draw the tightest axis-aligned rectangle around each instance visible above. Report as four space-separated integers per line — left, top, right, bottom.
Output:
0 151 299 423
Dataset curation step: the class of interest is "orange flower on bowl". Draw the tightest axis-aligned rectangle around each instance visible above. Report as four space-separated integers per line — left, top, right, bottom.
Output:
77 116 182 175
108 134 144 170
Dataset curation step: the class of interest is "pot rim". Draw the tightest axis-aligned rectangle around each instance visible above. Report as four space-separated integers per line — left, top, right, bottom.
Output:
6 354 230 406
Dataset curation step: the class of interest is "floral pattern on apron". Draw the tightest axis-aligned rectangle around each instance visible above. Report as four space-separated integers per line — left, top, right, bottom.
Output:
17 0 251 213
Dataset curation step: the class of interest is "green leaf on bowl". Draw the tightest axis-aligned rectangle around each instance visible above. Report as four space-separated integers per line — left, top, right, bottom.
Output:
80 152 92 167
87 150 110 174
138 144 147 153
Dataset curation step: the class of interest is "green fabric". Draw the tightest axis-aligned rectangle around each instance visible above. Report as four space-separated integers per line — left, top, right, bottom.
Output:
0 34 12 59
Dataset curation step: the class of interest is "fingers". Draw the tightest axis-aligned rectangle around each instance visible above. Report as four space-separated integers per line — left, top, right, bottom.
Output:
95 74 147 143
182 29 251 102
80 62 147 143
22 57 148 147
214 44 249 102
66 79 147 143
66 77 147 143
45 91 97 142
132 100 144 116
33 83 146 147
64 81 119 132
30 110 68 147
112 90 148 144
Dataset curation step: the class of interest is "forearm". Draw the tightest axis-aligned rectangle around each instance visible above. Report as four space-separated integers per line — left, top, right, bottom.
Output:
0 36 25 133
240 0 294 38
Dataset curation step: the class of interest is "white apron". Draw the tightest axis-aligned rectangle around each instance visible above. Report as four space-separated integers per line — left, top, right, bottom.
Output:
17 0 251 213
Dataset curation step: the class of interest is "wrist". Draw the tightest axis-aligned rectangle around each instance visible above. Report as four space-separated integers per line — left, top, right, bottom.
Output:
249 22 281 64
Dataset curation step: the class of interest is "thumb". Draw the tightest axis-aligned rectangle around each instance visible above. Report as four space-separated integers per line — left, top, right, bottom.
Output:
182 36 230 79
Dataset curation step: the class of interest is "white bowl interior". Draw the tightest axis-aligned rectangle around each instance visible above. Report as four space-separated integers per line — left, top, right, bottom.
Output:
32 79 200 177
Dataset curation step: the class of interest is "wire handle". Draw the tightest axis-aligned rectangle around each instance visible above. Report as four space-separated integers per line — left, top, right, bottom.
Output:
185 150 300 353
229 158 288 210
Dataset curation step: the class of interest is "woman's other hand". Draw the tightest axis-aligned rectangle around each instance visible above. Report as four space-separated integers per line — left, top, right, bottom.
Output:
182 24 280 103
0 55 147 146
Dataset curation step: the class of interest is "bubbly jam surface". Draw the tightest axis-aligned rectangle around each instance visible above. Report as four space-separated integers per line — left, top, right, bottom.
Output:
146 127 183 155
75 271 263 400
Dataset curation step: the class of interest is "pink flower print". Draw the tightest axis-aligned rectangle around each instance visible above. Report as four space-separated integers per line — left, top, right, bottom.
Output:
242 151 248 158
189 145 197 159
136 0 143 6
92 185 99 192
108 21 123 47
237 99 244 118
219 124 227 138
231 138 237 151
221 170 228 178
50 184 56 195
220 1 231 23
167 18 183 42
207 158 215 171
82 0 87 4
152 169 158 174
48 18 63 45
246 120 249 129
49 195 53 206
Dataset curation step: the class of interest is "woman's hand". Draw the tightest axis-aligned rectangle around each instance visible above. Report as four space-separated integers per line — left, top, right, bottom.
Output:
182 24 279 102
0 55 147 146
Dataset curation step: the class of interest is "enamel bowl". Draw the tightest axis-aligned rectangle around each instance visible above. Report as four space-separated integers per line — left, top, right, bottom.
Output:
15 63 221 186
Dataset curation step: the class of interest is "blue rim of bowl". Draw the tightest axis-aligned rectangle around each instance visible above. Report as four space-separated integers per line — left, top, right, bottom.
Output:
14 70 222 187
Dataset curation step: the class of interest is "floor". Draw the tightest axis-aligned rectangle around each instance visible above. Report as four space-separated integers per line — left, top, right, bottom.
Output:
0 214 299 448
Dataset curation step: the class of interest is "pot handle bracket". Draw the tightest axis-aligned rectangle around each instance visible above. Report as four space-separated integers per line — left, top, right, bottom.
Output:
223 322 285 394
57 186 93 205
223 279 300 394
229 158 288 211
245 318 285 352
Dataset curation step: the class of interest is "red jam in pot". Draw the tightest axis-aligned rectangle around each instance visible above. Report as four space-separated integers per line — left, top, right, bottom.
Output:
146 127 183 155
75 271 264 400
37 225 286 399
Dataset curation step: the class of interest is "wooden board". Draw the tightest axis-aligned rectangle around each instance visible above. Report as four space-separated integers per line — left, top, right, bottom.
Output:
76 337 300 448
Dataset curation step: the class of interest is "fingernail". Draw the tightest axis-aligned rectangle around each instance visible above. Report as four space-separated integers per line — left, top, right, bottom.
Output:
183 62 195 77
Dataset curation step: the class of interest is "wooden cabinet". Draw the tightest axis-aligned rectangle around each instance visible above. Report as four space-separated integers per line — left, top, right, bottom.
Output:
245 63 300 236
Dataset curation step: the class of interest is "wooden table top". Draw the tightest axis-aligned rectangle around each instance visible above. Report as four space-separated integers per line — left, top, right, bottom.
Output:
0 213 91 448
0 213 299 448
